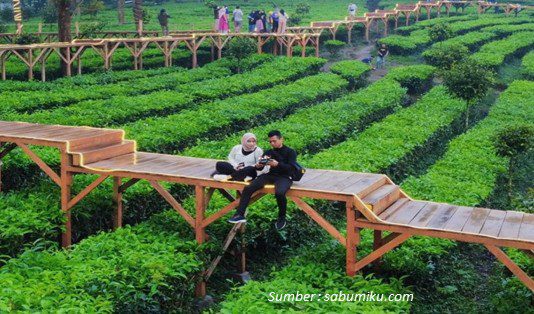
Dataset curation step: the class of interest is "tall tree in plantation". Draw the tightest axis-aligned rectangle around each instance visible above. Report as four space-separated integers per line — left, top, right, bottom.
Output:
118 0 125 24
133 0 143 33
12 0 23 34
57 0 72 75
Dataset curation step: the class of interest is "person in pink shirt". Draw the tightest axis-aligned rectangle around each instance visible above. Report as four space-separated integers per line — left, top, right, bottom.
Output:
218 7 229 34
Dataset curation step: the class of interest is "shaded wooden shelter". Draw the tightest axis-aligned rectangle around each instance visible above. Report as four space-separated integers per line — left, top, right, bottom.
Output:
1 121 532 295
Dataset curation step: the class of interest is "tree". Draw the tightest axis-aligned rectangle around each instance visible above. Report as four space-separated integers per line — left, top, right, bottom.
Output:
117 0 124 24
422 43 468 70
57 0 72 75
82 0 104 17
365 0 381 12
133 0 143 33
295 3 310 15
428 22 452 42
442 59 494 128
324 39 345 58
494 125 533 201
227 37 256 73
12 0 23 34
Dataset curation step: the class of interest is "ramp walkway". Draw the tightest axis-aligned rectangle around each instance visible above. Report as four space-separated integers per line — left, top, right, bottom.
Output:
0 121 532 294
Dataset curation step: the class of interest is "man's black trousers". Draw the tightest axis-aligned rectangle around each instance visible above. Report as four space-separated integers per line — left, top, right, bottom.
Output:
235 174 293 218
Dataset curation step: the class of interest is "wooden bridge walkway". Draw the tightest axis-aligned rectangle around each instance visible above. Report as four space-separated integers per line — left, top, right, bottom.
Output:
0 121 532 294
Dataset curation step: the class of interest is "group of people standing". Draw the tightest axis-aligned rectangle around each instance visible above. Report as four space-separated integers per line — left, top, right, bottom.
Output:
213 5 289 34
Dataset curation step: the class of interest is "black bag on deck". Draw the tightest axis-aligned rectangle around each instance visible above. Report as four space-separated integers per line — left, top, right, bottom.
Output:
290 161 306 181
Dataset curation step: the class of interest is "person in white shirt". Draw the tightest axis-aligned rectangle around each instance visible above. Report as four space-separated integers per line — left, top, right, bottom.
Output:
233 6 244 33
348 3 358 19
212 133 266 181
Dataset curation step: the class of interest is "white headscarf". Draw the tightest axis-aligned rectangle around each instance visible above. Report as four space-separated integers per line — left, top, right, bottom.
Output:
241 133 257 152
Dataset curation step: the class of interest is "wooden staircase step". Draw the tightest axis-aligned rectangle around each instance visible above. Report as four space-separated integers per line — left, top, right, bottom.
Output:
68 130 125 151
362 184 401 215
72 140 136 166
378 198 410 220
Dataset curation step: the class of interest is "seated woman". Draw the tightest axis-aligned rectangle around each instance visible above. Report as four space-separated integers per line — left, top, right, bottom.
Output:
212 133 266 181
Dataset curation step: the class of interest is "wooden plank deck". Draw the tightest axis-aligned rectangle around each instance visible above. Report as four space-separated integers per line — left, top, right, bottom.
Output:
1 120 532 292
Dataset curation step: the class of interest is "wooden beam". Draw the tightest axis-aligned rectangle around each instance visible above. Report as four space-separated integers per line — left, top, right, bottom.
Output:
67 174 109 209
16 142 61 186
291 196 347 247
0 142 17 159
202 193 265 228
149 180 195 227
218 188 235 202
204 211 247 281
119 178 140 193
485 244 534 291
354 233 411 272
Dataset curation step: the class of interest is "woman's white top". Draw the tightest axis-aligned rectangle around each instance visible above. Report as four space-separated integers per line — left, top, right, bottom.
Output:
228 145 263 168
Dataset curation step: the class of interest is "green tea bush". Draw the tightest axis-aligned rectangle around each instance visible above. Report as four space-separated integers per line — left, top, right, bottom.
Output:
8 57 321 126
428 22 453 42
521 51 534 79
126 71 345 152
472 31 534 69
384 65 435 94
307 86 467 182
329 60 371 89
402 80 534 205
324 39 345 57
422 42 469 70
0 210 204 312
185 78 406 159
219 242 412 312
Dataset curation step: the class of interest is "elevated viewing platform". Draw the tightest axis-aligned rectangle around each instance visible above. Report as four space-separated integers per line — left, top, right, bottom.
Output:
1 120 532 294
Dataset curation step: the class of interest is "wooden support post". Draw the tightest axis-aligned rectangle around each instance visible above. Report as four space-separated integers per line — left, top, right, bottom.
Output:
485 245 534 291
239 223 246 273
195 185 207 298
41 57 46 82
104 43 110 70
257 36 263 54
210 41 214 61
77 53 82 76
60 152 72 247
1 53 5 80
346 199 358 276
315 37 320 57
66 46 71 77
354 233 411 272
28 48 33 80
373 230 383 269
113 177 123 229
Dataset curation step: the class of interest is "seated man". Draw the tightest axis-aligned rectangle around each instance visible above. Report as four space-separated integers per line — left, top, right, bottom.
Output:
228 130 297 230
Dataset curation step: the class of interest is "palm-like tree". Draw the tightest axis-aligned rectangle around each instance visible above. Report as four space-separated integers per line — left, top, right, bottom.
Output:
12 0 23 34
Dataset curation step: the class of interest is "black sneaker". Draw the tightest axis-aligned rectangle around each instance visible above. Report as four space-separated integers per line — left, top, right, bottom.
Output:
275 218 287 230
228 214 246 224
